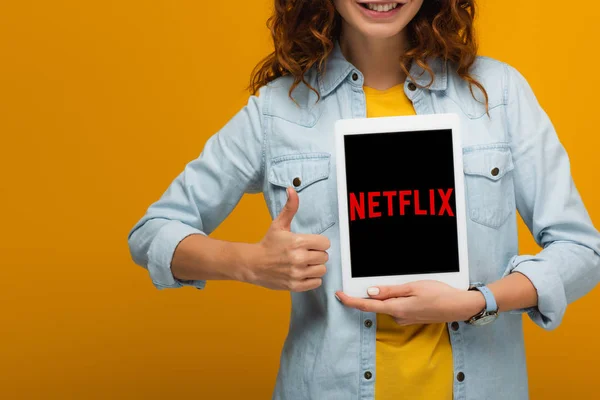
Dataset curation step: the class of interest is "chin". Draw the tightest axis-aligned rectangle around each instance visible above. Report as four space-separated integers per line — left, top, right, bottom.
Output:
358 25 406 40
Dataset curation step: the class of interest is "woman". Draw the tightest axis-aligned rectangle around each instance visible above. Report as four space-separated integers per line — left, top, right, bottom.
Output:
128 0 600 399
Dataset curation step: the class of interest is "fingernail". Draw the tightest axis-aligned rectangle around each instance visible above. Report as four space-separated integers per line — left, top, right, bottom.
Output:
367 287 380 296
334 294 341 302
286 187 290 197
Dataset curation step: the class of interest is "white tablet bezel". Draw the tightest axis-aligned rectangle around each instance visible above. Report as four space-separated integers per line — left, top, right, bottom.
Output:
334 113 469 298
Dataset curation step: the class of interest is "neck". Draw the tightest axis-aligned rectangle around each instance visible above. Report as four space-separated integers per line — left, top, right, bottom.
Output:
339 26 408 90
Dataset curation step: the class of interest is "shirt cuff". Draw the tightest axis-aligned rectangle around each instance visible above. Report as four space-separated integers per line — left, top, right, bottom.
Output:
502 254 567 330
147 220 207 290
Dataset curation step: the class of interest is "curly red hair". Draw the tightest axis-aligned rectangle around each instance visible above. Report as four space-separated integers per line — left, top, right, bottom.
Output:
249 0 488 109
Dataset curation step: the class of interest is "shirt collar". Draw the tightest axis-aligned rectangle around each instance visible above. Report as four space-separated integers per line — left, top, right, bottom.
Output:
317 41 448 97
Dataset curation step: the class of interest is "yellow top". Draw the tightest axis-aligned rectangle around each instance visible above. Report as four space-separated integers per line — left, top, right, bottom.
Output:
363 84 454 400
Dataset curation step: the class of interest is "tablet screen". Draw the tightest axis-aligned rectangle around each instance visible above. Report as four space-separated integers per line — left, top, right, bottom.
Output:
343 128 460 278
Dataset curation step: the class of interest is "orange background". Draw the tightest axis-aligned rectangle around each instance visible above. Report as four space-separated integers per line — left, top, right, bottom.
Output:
2 1 599 399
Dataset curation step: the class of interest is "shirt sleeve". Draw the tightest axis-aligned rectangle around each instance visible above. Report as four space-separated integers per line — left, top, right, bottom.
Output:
127 90 266 290
502 63 600 330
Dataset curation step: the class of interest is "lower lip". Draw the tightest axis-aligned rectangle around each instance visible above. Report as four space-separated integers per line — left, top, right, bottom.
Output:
357 3 403 19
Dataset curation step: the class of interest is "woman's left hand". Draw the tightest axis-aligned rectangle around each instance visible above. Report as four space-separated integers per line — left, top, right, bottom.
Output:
335 280 487 325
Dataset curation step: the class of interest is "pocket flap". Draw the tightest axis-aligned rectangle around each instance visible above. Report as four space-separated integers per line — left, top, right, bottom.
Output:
463 146 514 181
268 153 331 191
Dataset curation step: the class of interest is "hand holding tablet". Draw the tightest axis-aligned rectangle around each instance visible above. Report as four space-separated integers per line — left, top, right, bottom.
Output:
334 113 469 298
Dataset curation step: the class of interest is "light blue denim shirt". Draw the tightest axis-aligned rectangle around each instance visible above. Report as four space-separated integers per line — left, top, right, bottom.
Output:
128 43 600 400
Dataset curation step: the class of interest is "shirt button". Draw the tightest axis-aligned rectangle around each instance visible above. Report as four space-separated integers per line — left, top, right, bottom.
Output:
457 372 465 382
491 167 500 176
364 319 373 328
407 82 417 91
292 177 301 187
364 371 372 380
352 72 359 81
451 322 459 331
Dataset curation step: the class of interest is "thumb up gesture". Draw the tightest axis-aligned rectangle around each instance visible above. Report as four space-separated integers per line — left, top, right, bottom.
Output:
250 188 331 292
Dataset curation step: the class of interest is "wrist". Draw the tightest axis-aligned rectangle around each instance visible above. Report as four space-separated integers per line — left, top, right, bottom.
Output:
230 242 264 284
463 289 486 320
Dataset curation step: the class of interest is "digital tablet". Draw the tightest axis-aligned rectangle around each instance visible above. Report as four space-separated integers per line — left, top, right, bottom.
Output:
334 113 469 298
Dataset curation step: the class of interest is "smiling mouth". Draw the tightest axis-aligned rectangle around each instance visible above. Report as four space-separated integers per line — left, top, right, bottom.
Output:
359 2 401 12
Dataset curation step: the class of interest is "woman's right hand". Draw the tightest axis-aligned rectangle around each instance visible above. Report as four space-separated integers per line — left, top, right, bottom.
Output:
249 187 331 292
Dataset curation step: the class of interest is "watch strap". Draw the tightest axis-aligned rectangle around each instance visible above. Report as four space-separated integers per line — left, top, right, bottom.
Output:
473 285 498 313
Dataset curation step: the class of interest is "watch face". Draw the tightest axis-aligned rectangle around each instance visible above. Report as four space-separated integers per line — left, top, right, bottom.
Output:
472 314 497 326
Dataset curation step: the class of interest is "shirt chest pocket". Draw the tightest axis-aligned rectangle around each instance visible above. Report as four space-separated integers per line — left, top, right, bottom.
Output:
463 145 516 229
268 153 336 235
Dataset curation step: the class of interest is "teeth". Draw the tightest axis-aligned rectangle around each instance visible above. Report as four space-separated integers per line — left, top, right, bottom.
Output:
366 3 398 12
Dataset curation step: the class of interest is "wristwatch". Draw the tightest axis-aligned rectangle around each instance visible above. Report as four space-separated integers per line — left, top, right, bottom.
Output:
465 285 499 326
